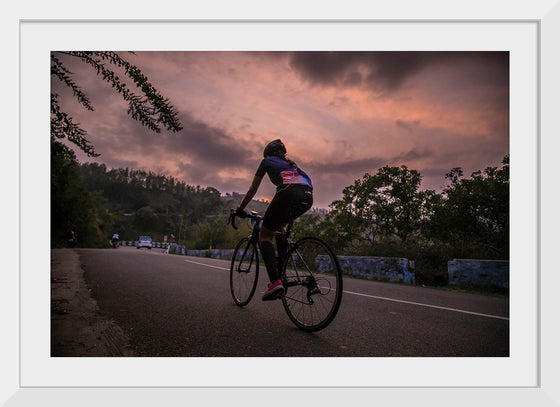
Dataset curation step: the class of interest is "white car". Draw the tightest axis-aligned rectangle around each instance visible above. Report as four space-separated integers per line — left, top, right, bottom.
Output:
136 236 153 249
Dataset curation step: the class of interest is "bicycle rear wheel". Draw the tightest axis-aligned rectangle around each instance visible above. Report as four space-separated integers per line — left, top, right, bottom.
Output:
230 237 259 306
281 237 343 332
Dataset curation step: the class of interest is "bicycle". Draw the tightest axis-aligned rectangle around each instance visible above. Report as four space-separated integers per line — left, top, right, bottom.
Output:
227 209 343 332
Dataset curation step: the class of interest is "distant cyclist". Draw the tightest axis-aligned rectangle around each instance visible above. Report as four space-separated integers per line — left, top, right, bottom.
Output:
236 139 313 300
67 230 77 248
111 232 120 247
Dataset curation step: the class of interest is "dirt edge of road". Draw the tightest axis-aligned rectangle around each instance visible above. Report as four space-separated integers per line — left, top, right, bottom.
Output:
51 248 135 357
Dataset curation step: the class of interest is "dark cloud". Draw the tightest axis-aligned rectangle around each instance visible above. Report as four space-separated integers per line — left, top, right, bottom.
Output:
288 52 364 86
304 148 434 179
396 119 421 132
390 149 433 163
305 156 387 176
364 52 431 91
51 51 509 209
163 113 256 169
288 51 509 93
342 71 362 87
328 96 350 109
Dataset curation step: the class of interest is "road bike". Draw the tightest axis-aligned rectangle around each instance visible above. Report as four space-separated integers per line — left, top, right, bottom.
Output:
227 209 343 332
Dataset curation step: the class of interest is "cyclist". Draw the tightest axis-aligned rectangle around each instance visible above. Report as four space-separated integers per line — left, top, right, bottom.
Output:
67 230 77 248
236 139 313 301
111 232 120 247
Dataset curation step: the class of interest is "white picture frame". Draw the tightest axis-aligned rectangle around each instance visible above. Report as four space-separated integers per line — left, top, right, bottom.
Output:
6 0 558 405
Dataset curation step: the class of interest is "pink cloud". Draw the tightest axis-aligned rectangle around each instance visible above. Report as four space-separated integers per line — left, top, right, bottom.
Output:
51 51 509 208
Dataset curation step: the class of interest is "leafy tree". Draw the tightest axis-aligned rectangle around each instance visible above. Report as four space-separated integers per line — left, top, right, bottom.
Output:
328 165 437 245
320 204 366 253
185 218 226 250
428 155 509 259
291 210 325 241
51 51 183 157
51 51 184 247
132 206 160 232
51 140 111 247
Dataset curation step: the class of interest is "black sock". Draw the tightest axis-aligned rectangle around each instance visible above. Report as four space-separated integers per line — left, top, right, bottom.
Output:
275 233 288 270
259 240 279 283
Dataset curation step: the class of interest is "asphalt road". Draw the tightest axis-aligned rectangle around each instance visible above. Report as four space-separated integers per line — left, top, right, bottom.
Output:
78 246 509 357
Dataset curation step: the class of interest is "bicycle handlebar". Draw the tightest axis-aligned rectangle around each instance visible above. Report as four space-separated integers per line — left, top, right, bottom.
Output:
227 209 261 230
228 209 240 230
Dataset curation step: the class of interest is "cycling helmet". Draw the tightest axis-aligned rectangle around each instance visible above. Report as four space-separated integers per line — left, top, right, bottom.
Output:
263 139 287 158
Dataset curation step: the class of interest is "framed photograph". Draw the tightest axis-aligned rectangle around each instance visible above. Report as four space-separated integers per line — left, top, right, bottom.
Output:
7 0 558 405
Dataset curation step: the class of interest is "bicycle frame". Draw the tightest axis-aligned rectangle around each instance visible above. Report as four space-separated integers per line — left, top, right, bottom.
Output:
228 208 343 331
232 212 319 289
281 245 323 305
236 241 257 273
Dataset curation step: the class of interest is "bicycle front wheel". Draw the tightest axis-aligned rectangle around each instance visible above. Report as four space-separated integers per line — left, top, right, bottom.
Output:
281 237 343 332
230 237 259 306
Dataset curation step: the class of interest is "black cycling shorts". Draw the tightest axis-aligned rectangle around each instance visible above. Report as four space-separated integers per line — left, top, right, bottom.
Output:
262 185 313 231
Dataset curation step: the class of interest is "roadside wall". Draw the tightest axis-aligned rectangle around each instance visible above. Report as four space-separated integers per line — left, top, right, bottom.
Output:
155 246 509 289
448 259 509 289
186 249 236 259
184 249 416 285
334 256 415 285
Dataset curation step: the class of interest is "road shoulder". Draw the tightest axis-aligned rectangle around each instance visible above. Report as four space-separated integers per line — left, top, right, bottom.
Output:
51 248 135 357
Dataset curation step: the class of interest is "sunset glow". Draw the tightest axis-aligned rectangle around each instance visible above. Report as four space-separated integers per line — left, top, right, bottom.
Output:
51 51 509 208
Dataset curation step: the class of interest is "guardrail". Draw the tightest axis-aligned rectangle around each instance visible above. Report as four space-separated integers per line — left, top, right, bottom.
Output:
119 241 174 249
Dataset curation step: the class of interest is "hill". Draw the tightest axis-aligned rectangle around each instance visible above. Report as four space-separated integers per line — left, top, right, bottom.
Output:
52 158 272 249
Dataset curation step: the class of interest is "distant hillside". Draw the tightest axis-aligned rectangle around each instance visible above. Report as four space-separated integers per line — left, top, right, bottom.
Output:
222 192 270 215
72 162 273 246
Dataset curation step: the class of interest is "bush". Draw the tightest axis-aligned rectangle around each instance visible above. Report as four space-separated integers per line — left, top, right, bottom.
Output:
412 243 451 286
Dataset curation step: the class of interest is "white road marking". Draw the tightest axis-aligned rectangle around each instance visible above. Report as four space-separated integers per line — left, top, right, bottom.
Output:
344 290 509 321
183 258 509 321
184 258 230 270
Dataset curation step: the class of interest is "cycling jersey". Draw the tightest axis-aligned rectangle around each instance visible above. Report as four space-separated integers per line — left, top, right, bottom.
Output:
255 156 313 191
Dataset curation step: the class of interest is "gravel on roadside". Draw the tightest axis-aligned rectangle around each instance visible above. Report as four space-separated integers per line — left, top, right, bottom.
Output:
51 249 135 357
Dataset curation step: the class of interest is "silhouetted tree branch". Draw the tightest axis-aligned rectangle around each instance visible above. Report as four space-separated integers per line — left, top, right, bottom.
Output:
51 51 183 157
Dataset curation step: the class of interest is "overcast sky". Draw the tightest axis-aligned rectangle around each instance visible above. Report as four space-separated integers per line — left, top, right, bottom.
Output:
51 51 509 208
